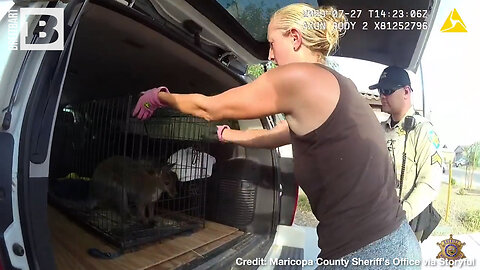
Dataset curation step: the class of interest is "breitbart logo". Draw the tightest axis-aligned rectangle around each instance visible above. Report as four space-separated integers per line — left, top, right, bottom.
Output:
7 8 64 51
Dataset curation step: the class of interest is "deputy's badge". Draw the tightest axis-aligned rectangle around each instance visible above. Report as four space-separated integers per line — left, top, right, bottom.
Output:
144 102 151 109
396 128 406 136
431 151 442 167
428 130 440 149
437 234 466 265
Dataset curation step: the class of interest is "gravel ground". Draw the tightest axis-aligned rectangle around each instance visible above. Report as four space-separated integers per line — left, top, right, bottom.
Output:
294 209 319 227
293 188 319 227
432 182 480 235
292 183 480 234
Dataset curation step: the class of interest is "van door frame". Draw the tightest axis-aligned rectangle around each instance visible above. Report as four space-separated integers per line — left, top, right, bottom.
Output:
14 1 87 269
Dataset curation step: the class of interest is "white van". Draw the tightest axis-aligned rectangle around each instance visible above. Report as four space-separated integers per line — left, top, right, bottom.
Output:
0 0 439 269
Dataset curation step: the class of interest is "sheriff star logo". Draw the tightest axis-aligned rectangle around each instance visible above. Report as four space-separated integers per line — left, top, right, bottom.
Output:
437 234 466 265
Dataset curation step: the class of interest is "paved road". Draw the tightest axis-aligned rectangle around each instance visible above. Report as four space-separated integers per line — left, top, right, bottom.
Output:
443 167 480 187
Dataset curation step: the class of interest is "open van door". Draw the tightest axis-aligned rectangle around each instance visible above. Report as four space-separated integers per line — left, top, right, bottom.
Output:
162 0 440 71
0 1 86 268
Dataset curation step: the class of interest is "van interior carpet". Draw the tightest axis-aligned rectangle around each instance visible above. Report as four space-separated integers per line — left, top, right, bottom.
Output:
48 206 244 270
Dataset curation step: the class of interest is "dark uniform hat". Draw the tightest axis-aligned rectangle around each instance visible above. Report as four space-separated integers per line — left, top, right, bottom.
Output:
369 66 412 91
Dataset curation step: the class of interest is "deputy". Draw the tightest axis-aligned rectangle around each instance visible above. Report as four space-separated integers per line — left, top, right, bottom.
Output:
369 66 442 242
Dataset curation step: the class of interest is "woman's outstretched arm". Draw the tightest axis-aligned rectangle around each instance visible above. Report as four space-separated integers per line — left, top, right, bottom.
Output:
157 64 302 121
222 120 291 149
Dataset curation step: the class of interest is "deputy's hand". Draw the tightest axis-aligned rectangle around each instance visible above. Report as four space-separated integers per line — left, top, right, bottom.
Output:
132 86 170 120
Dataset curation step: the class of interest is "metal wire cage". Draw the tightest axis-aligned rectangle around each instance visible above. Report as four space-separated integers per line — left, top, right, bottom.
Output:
48 95 213 250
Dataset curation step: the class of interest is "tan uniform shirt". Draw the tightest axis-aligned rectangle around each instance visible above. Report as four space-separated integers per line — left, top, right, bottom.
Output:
382 107 443 221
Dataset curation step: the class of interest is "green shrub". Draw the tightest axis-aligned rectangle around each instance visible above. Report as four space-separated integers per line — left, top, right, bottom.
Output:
451 178 457 186
246 64 264 79
246 62 277 80
459 210 480 232
458 188 467 195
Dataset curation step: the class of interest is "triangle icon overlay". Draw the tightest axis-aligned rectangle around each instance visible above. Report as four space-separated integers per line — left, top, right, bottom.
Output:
440 9 467 32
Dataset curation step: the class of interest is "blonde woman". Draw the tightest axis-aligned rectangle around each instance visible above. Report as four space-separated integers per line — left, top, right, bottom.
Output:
133 3 421 268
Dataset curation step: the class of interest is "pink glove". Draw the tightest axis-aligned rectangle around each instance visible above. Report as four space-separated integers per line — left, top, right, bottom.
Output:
217 125 230 142
133 86 169 120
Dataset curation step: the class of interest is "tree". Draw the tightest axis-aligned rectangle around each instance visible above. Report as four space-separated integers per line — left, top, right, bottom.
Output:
246 61 277 79
464 142 480 189
246 63 264 79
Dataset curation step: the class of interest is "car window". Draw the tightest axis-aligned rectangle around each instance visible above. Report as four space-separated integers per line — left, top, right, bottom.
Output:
215 0 317 41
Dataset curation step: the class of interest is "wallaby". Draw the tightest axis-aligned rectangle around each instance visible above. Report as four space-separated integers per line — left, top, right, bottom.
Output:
90 156 178 224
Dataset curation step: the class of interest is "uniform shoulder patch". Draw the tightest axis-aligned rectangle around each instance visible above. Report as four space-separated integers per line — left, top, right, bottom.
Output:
431 151 442 166
428 130 440 149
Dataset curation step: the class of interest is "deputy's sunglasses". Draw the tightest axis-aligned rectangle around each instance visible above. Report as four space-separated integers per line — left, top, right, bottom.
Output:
378 86 405 96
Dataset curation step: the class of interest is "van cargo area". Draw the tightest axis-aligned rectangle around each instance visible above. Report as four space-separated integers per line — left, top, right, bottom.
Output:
41 1 280 269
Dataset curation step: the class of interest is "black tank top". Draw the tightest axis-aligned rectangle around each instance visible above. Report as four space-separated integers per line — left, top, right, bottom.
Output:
289 64 405 259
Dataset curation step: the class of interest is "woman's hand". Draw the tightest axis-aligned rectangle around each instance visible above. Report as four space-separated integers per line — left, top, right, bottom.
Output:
217 125 231 142
132 86 170 120
219 120 290 148
201 125 230 142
